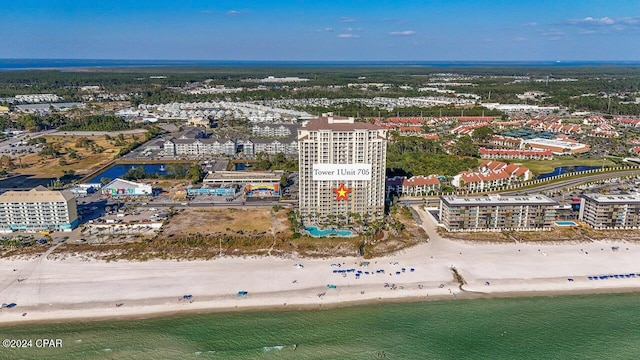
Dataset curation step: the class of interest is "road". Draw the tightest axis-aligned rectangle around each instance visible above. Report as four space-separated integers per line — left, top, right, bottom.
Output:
501 169 640 195
48 129 149 136
0 130 57 157
118 201 281 209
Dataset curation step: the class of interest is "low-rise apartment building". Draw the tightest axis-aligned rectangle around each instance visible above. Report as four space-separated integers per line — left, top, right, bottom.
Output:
479 148 554 160
579 194 640 229
252 138 298 156
164 138 237 156
452 160 532 192
402 176 441 196
385 175 441 197
251 124 298 137
439 194 557 232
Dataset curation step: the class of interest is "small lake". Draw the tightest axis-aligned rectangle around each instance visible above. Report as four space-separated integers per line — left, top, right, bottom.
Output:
537 166 601 179
234 163 253 171
86 164 169 183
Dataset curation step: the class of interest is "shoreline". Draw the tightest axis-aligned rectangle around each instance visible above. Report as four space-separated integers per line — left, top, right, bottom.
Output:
2 206 640 326
2 283 639 328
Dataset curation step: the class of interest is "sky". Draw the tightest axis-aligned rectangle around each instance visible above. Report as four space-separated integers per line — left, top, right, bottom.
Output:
2 0 640 61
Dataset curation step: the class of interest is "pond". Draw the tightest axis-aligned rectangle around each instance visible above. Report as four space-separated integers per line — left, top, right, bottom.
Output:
537 166 601 179
234 163 252 171
86 164 169 183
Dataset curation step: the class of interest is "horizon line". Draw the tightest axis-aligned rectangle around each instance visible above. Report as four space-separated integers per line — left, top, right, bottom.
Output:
2 58 640 63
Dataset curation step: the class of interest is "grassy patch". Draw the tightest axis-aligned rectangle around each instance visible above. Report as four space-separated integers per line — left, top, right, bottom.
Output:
575 226 640 241
0 243 48 258
440 230 511 242
441 226 585 243
15 134 140 178
509 227 581 242
507 156 617 174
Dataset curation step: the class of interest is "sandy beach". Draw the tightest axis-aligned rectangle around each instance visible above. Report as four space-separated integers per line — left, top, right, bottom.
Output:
2 205 640 325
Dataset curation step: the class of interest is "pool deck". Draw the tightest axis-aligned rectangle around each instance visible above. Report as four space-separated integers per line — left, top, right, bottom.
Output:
555 221 578 227
305 227 355 238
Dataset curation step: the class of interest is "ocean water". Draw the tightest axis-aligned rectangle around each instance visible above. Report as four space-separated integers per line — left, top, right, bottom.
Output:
2 59 640 70
2 292 640 359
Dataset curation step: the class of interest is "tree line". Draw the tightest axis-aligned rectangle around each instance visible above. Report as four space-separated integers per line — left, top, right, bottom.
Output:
386 136 478 177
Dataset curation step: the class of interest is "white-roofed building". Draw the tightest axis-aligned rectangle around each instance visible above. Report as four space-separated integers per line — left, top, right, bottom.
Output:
101 178 153 197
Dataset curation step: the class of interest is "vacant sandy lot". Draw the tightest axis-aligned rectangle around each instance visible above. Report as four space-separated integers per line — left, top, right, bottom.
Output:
163 208 287 237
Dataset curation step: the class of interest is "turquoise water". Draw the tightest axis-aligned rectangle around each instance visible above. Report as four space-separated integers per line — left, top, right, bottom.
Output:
305 226 353 237
2 292 640 359
555 221 578 226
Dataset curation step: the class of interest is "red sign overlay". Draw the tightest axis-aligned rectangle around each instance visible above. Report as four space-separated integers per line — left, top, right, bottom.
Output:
333 183 351 201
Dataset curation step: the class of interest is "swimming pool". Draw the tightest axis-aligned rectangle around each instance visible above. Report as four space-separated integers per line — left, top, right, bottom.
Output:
305 226 354 237
555 221 578 226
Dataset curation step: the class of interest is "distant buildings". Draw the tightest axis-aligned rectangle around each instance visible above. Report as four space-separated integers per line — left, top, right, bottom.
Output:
15 102 85 114
0 186 78 232
162 126 299 157
251 124 298 137
14 94 61 103
187 116 211 127
439 194 557 232
164 137 237 156
522 138 590 154
490 135 522 148
482 103 560 113
252 138 298 156
251 124 299 156
259 76 309 83
579 194 640 229
479 148 554 160
297 114 387 228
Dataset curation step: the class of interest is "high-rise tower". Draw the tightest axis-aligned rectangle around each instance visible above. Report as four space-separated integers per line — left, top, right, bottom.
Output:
297 114 387 229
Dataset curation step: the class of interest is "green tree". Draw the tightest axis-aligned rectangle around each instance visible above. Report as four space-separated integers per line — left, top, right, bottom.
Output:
472 126 494 143
0 155 15 170
39 143 59 158
123 166 146 181
186 164 205 184
17 114 43 131
454 135 479 157
166 163 188 178
100 177 112 185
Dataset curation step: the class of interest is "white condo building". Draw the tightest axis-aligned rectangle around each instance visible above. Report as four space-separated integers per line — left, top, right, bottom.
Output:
0 186 78 232
297 115 387 228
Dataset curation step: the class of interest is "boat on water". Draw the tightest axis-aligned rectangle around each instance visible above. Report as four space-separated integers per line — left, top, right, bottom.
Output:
159 165 165 171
